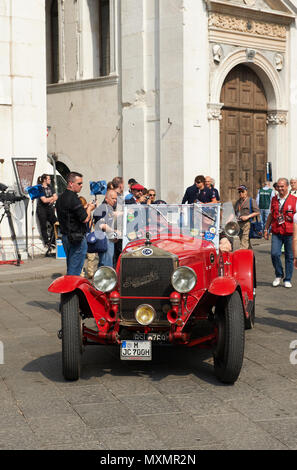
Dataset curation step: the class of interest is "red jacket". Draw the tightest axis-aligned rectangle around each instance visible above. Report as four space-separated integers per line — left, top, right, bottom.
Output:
270 194 296 235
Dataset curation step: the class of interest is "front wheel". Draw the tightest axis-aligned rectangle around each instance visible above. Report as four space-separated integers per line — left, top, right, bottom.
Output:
213 290 245 384
61 292 83 381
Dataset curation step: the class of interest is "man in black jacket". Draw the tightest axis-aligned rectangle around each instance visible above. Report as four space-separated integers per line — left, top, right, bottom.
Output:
56 172 94 275
182 175 216 204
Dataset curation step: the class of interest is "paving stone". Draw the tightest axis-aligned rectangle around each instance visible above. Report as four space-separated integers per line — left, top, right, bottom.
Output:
255 417 297 449
152 377 202 395
17 395 76 418
224 434 289 450
119 392 178 416
98 424 166 450
226 392 294 421
142 416 215 448
27 415 98 446
73 401 141 428
39 441 106 450
0 422 39 449
192 412 276 444
102 376 157 396
61 384 118 405
171 392 236 418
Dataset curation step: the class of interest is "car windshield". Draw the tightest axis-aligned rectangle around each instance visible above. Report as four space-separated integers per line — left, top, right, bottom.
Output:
121 203 221 250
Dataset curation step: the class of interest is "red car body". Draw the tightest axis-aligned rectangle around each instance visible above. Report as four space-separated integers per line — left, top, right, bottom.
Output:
49 228 255 384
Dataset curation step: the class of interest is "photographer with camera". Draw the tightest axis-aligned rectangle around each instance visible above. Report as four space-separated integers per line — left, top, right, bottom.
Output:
56 172 95 275
36 174 57 255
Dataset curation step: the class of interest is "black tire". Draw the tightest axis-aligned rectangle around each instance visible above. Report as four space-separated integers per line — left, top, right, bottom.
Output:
213 290 245 384
61 292 83 381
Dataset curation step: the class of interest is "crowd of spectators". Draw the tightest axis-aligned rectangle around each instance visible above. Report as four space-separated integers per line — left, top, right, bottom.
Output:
36 171 297 284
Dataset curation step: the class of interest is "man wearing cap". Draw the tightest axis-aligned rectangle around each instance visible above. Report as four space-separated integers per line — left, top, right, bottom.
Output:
234 185 260 250
125 183 146 205
264 178 297 288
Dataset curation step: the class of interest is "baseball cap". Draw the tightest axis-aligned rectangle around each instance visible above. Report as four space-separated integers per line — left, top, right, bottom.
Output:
131 183 145 191
237 185 248 191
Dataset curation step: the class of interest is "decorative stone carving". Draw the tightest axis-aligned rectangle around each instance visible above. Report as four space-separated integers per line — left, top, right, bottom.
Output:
208 13 287 39
246 49 256 61
208 103 223 120
274 53 284 71
212 44 223 64
266 111 287 125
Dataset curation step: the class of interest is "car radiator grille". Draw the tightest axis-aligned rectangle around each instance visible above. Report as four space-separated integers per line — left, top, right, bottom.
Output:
120 256 175 323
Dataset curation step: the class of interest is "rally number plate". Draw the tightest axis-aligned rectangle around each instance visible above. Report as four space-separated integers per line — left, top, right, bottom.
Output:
120 340 152 361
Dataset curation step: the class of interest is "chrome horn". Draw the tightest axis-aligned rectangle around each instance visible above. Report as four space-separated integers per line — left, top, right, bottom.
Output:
224 220 240 238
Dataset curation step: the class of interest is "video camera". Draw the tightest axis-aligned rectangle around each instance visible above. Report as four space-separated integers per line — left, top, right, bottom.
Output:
0 183 26 204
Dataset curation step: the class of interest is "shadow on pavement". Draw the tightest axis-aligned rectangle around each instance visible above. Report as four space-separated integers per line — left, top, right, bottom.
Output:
27 300 60 313
51 273 64 280
22 344 219 386
256 314 297 333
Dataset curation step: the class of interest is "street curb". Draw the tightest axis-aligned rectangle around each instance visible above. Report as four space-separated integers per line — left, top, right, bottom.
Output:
0 257 66 284
0 270 65 284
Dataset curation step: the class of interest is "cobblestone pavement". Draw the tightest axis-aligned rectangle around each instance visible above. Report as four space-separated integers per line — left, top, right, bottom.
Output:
0 242 296 450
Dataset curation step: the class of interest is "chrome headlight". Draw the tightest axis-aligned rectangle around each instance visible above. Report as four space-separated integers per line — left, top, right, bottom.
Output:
93 267 117 293
135 304 156 326
224 221 240 238
171 266 197 293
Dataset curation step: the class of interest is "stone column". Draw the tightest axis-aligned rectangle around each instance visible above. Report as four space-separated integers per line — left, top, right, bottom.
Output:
266 110 288 181
121 0 146 186
208 102 223 190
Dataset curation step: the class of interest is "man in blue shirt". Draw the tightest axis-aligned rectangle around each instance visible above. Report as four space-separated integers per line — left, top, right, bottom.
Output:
182 175 216 204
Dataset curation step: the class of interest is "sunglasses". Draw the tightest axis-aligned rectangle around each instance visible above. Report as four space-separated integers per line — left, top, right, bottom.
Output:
149 193 156 197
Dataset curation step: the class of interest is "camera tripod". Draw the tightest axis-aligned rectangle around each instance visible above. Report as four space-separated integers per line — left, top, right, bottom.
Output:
0 201 21 266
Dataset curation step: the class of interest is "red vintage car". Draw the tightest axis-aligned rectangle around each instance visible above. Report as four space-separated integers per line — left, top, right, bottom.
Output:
48 203 255 384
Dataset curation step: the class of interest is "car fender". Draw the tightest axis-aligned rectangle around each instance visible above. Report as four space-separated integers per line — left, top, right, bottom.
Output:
48 276 108 322
231 249 254 299
208 276 237 297
48 275 90 294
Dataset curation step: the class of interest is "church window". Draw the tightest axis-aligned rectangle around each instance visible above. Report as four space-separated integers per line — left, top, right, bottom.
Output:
46 0 59 84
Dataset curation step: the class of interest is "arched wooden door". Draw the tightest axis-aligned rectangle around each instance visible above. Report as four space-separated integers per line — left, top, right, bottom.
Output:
220 64 267 202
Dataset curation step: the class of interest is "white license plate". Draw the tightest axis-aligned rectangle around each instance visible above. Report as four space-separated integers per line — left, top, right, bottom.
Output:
120 340 152 361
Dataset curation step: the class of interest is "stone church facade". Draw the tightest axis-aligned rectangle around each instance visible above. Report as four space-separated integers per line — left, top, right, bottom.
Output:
46 0 297 204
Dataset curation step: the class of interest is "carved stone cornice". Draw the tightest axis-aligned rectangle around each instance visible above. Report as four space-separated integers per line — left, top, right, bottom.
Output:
208 102 224 120
208 13 287 39
205 0 295 25
266 110 287 125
